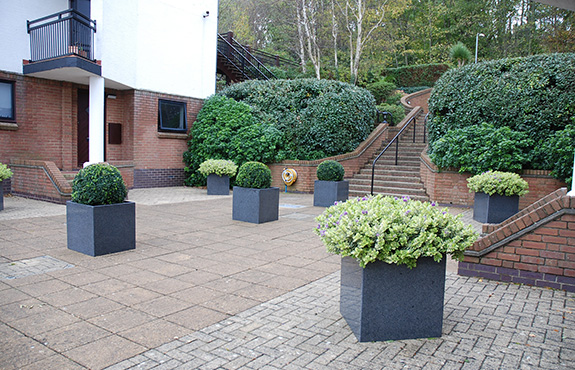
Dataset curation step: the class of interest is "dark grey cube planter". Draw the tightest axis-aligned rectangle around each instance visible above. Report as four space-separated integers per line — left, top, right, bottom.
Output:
473 192 519 224
207 174 230 195
66 201 136 256
340 256 446 342
313 180 349 207
232 186 279 224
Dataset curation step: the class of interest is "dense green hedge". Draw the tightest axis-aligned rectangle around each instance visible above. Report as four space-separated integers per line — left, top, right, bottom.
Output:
428 53 575 180
221 79 375 160
383 64 449 87
183 95 282 186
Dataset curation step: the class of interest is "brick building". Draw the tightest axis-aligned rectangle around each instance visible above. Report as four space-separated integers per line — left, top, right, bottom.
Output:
0 0 218 202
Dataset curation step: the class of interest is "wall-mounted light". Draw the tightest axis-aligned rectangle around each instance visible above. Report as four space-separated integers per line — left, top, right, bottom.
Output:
107 94 117 99
203 11 209 18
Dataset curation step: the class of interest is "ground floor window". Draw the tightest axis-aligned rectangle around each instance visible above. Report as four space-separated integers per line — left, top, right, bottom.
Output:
158 99 187 133
0 80 15 121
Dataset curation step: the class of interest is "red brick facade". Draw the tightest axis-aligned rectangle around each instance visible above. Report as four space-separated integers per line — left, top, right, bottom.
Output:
0 70 203 202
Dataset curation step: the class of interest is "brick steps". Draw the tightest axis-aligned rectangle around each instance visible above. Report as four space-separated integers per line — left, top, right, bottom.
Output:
349 122 428 201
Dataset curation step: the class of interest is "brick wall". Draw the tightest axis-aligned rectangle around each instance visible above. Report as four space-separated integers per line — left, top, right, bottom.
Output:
132 90 203 188
9 160 72 203
1 70 205 198
459 188 575 292
420 152 567 209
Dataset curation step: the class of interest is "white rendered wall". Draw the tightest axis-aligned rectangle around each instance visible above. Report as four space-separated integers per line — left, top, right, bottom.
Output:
94 0 218 99
0 0 68 73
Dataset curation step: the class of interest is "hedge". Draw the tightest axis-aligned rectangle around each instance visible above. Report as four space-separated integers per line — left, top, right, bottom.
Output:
221 79 376 160
383 63 449 87
427 53 575 180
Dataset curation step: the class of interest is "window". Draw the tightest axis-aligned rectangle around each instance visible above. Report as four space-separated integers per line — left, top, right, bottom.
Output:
158 99 187 133
0 80 15 121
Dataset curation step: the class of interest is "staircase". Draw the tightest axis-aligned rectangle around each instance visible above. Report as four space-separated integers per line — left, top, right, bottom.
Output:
349 117 429 202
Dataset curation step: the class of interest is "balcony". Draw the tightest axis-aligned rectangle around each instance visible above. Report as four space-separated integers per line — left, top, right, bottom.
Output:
23 9 101 83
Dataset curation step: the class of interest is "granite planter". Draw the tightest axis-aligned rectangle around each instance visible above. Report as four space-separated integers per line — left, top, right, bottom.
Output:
473 192 519 224
232 186 279 224
313 180 349 207
340 256 446 342
207 174 230 195
66 201 136 256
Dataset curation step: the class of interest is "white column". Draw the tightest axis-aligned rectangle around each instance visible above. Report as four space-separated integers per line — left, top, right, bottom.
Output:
87 76 105 166
568 151 575 197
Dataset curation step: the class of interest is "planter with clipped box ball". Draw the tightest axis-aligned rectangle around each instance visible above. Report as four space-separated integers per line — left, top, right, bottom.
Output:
314 160 349 207
67 163 135 256
232 161 279 224
315 195 477 342
0 162 13 211
198 159 237 196
467 171 529 224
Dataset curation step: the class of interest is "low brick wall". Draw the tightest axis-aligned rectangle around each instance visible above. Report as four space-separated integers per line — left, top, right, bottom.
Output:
420 153 567 209
459 188 575 292
9 160 72 204
269 107 424 193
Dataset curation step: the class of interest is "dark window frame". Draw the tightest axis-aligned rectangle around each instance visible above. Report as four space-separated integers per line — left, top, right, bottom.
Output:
0 80 15 122
158 99 187 133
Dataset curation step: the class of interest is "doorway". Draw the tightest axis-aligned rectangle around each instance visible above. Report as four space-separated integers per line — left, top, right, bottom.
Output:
77 89 89 167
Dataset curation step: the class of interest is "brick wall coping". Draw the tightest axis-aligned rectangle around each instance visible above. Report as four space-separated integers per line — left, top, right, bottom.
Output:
10 159 72 195
466 187 572 257
401 88 432 110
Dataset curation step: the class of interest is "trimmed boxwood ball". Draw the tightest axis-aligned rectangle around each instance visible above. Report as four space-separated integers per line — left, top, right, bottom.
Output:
317 160 345 182
235 162 272 189
71 163 127 205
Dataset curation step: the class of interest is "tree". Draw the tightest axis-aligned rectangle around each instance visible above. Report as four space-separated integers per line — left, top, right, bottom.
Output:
450 42 471 67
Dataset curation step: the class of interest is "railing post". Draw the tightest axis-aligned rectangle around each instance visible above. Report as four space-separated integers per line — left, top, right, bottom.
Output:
395 139 399 165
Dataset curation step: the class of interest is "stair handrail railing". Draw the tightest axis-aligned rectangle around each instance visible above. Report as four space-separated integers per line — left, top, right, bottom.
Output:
217 33 277 81
217 49 251 81
370 114 424 195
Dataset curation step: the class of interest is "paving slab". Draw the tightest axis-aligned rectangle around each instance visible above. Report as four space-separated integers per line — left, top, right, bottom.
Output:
0 188 573 370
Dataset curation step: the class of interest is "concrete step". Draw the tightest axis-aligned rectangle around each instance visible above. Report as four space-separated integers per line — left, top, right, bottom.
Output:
351 177 424 188
348 188 430 202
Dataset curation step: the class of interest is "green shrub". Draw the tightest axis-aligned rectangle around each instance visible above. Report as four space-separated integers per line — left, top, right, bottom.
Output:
71 163 127 205
314 195 477 268
386 92 404 105
428 53 575 178
183 95 282 186
317 160 345 181
383 64 449 87
221 79 375 160
467 171 529 197
428 123 533 174
235 162 272 189
533 121 575 185
366 80 396 104
0 163 13 182
198 159 238 177
376 104 406 125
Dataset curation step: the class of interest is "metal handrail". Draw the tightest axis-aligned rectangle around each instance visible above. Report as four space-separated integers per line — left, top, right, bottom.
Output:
27 9 96 62
217 34 277 81
376 110 393 126
370 114 421 195
216 49 251 81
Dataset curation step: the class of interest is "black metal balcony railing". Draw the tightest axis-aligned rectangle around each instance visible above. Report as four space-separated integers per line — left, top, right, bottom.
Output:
27 9 96 62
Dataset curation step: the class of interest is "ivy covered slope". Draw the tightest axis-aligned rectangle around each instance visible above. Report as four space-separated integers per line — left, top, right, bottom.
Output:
184 79 375 186
427 53 575 180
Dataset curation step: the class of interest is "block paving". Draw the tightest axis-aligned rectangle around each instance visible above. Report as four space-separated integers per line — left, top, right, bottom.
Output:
0 188 573 370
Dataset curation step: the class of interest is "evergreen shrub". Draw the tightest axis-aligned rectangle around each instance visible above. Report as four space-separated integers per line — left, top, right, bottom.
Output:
235 162 272 189
366 80 396 104
383 64 449 87
376 104 406 125
71 163 127 206
183 95 282 186
317 160 345 182
428 53 575 179
221 79 375 161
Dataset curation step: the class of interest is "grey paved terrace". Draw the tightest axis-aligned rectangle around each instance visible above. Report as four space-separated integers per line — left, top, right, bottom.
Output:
0 188 573 370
